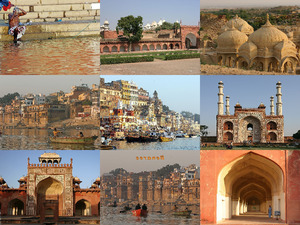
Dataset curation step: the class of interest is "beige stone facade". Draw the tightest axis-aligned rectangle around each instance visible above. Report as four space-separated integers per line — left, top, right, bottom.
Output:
216 81 284 144
217 14 300 73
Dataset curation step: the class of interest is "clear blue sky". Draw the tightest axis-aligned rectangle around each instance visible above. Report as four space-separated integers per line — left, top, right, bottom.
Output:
101 75 200 115
201 76 300 136
0 75 100 96
101 0 200 29
201 0 300 9
0 150 100 188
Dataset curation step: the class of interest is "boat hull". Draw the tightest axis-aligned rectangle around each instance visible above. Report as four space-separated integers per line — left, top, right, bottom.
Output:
132 209 148 217
50 136 97 144
173 210 192 216
100 145 116 150
159 136 174 142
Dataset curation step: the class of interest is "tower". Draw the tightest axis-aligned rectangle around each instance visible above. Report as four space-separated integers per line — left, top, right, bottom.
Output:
218 81 224 115
225 96 230 115
276 82 282 116
270 96 275 116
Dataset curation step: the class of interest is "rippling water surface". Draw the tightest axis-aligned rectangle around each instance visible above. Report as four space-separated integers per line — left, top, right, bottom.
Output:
100 206 200 225
112 137 200 150
0 128 101 150
0 37 100 75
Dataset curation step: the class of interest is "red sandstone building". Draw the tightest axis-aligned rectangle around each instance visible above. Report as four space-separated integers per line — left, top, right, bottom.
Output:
100 24 200 53
0 153 100 224
200 150 300 224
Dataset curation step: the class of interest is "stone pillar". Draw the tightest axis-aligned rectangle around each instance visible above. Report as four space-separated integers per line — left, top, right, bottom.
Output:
276 82 282 116
218 81 224 115
270 96 275 116
225 96 230 115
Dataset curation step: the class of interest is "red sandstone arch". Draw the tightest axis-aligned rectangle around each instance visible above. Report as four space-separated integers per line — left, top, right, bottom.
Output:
267 132 277 142
103 46 109 53
8 198 24 216
224 121 233 130
181 26 200 49
156 44 161 50
224 132 233 142
111 46 118 52
163 44 167 50
142 44 148 51
75 199 92 216
267 121 277 130
149 44 155 50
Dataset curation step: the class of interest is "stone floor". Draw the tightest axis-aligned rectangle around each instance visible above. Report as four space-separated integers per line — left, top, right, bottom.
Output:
100 58 200 75
218 212 286 224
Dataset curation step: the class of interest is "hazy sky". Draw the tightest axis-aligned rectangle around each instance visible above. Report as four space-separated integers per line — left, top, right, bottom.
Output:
101 0 200 30
201 0 300 9
0 150 100 188
100 150 200 175
201 76 300 136
0 75 100 96
101 75 200 115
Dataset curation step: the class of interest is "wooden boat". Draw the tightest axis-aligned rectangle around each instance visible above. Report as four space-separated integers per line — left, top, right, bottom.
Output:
50 136 98 144
173 210 192 216
159 136 174 142
100 145 116 150
126 136 141 143
132 209 148 217
140 136 159 142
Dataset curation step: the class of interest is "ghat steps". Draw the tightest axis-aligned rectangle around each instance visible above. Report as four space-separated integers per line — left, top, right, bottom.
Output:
0 0 99 41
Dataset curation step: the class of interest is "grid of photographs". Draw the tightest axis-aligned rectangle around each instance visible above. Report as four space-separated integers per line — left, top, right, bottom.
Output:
200 0 300 224
0 0 201 225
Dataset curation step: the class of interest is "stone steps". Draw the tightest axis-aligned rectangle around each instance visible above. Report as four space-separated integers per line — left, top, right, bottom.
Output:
0 21 99 41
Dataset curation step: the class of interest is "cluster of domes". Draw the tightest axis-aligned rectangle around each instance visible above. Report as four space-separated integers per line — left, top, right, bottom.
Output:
216 14 299 73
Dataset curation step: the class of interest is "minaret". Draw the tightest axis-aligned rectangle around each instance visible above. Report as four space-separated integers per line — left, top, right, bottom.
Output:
276 82 282 116
218 81 224 115
270 96 275 116
225 96 230 115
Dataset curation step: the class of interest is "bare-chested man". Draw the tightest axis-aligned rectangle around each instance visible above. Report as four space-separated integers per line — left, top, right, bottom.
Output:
8 7 27 43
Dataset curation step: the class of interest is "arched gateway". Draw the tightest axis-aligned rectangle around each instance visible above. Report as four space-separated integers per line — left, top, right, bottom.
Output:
217 153 285 222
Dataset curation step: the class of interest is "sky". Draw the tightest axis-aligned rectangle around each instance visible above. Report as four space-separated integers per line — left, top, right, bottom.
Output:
201 76 300 136
201 0 300 9
100 0 200 30
0 75 100 96
100 150 200 175
0 150 100 188
101 75 200 115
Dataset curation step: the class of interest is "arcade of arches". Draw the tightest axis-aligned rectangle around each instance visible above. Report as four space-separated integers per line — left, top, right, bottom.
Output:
200 150 300 224
100 25 200 53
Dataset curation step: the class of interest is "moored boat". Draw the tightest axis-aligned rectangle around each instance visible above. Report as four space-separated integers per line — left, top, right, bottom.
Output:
173 210 192 216
50 136 98 144
159 136 174 142
126 135 141 143
132 209 148 217
100 145 116 150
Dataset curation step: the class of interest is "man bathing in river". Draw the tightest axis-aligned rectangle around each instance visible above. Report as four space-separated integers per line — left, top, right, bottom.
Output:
8 7 27 43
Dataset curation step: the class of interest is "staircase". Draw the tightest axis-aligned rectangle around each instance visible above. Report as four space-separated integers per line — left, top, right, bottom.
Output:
0 0 100 41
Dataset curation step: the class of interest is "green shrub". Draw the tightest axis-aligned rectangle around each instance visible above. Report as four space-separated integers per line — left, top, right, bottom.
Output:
101 56 154 64
165 53 200 60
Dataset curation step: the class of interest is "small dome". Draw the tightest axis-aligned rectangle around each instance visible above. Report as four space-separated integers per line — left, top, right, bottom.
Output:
226 15 254 35
151 21 157 26
19 176 26 181
104 20 109 25
258 102 266 108
74 176 80 182
217 27 248 53
235 102 242 108
249 15 288 50
96 177 100 182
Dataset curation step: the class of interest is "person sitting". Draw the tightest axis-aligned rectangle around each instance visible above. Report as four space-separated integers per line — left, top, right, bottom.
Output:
142 204 147 210
173 204 178 211
135 203 141 210
53 128 59 137
0 0 14 11
78 132 84 137
8 7 27 43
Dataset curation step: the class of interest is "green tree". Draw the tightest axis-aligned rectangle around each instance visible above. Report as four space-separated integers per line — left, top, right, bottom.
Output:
109 168 128 176
293 130 300 139
200 125 208 136
82 99 92 105
0 92 20 105
155 164 181 178
116 15 143 52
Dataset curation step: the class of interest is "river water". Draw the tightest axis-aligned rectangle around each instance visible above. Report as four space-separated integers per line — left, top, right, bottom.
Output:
111 137 200 150
0 129 200 150
100 206 200 225
0 37 100 75
0 128 101 150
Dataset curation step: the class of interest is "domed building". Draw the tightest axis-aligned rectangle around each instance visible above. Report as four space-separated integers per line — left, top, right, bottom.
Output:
237 14 299 73
221 15 254 35
217 14 299 73
217 23 248 67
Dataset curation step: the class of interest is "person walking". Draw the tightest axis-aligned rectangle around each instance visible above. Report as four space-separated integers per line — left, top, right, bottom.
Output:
268 205 272 218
